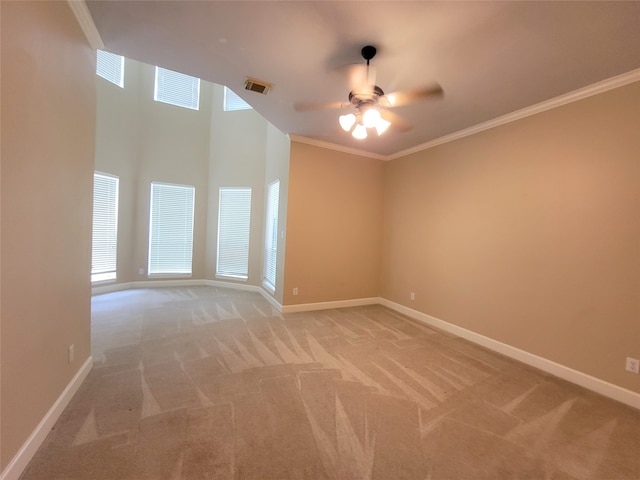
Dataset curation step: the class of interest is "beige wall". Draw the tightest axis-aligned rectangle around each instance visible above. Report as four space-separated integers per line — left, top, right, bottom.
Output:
284 142 383 305
382 82 640 393
1 1 95 469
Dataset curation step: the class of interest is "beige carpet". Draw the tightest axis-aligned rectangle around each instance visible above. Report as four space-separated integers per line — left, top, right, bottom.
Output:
21 286 639 479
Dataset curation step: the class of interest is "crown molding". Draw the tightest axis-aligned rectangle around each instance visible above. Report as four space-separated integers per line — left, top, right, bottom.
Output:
67 0 104 50
387 68 640 160
289 134 387 161
293 69 640 162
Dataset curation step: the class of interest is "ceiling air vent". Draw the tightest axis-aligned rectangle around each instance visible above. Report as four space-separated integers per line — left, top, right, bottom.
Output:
244 77 272 95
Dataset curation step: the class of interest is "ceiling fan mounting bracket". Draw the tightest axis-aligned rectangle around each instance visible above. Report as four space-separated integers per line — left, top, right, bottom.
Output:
361 45 377 63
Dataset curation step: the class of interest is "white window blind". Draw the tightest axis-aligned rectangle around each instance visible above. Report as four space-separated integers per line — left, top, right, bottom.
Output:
148 182 195 276
96 50 124 88
154 66 200 110
223 86 252 111
263 180 280 291
217 187 252 279
92 172 119 282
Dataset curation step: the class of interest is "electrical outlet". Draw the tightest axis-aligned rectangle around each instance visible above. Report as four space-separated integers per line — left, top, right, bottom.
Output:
410 292 415 301
139 268 144 275
625 357 639 374
68 344 74 364
293 287 299 296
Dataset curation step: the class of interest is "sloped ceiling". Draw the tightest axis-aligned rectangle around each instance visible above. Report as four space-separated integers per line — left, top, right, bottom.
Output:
87 1 640 157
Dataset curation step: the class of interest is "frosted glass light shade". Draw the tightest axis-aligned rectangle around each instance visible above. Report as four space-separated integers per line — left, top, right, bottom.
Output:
352 123 367 139
339 113 356 131
362 108 381 128
375 117 391 135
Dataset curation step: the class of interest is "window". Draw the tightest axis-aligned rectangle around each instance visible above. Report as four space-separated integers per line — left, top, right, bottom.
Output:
96 50 124 88
263 180 280 292
223 86 252 111
91 172 119 282
217 187 252 279
148 182 195 276
154 66 200 110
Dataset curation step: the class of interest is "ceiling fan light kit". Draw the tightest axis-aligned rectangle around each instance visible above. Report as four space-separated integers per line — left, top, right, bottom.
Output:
295 45 442 141
339 113 356 131
352 123 368 140
339 108 389 140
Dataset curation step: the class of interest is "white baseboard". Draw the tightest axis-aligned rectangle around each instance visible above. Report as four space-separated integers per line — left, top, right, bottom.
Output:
92 279 206 295
258 287 284 312
89 282 640 409
1 356 93 480
203 279 259 292
92 279 285 314
281 297 380 313
202 280 284 312
379 299 640 410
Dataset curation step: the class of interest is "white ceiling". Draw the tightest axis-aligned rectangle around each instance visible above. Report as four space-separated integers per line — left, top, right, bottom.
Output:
86 1 640 157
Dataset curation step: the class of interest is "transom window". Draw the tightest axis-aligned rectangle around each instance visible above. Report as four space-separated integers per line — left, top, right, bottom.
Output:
223 86 252 111
154 66 200 110
96 50 124 88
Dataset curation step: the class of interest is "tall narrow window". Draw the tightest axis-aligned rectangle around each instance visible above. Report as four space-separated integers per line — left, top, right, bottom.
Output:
96 50 124 88
223 86 252 111
217 187 252 279
263 180 280 292
154 66 200 110
148 182 195 276
92 172 119 282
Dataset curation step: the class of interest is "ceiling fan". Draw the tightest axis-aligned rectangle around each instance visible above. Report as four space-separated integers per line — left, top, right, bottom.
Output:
294 45 443 139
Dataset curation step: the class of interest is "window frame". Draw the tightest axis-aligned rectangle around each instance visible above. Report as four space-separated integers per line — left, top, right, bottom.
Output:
216 187 252 281
223 86 252 112
91 171 119 283
148 181 196 277
154 66 201 111
262 179 280 292
96 50 124 88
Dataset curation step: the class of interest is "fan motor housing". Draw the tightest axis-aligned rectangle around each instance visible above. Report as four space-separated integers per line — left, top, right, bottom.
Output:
349 85 384 108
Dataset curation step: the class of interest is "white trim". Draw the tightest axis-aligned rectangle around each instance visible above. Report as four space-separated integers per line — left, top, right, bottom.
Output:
281 297 380 313
0 356 93 480
92 279 206 295
293 70 640 161
289 135 386 161
92 279 286 313
66 0 104 50
388 68 640 160
203 279 260 293
88 281 640 409
259 287 284 312
379 298 640 410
